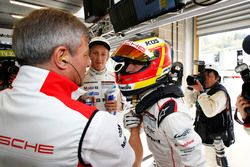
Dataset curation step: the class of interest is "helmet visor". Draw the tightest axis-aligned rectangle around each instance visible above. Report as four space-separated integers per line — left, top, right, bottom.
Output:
111 40 156 62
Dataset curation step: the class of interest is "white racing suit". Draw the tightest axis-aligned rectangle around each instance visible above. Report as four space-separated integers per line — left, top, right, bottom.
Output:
82 67 123 112
0 66 135 167
142 97 205 167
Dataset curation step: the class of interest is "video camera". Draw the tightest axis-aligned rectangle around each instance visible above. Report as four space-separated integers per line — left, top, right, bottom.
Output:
235 63 250 114
170 61 183 86
186 60 206 86
0 59 19 89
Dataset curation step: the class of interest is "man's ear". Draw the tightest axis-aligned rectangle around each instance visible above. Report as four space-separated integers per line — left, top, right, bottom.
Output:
52 46 69 69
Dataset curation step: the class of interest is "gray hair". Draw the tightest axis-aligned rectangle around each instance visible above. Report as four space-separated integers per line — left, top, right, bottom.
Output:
12 8 89 66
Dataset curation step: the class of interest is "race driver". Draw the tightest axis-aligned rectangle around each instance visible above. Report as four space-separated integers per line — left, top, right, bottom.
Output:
111 36 206 167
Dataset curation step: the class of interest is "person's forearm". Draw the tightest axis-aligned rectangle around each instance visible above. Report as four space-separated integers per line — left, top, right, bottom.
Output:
236 95 250 120
184 88 198 105
129 126 143 167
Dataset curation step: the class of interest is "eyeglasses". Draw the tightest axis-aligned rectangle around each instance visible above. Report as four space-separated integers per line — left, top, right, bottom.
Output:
113 58 149 73
114 61 125 72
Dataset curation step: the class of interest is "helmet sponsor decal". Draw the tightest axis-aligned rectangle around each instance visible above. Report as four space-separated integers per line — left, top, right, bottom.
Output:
118 84 133 91
145 38 159 46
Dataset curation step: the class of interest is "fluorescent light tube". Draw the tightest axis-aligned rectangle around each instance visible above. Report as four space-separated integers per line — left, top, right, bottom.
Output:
10 0 44 9
11 14 24 19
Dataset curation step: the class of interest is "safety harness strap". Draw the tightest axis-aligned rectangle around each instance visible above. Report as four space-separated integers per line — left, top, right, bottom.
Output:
135 84 183 114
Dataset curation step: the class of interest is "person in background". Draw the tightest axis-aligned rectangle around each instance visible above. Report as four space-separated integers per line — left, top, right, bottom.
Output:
235 34 250 135
0 8 142 167
81 37 124 114
0 59 19 90
112 37 205 167
0 75 4 90
235 95 250 135
185 64 234 167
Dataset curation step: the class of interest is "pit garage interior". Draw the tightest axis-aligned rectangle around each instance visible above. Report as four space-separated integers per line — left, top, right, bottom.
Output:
0 0 250 166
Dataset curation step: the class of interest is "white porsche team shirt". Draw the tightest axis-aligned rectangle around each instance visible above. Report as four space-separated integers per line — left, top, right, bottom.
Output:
0 66 135 167
143 97 205 167
82 67 122 111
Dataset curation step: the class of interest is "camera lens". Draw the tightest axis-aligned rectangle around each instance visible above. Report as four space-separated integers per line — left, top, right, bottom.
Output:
186 75 196 86
7 66 19 74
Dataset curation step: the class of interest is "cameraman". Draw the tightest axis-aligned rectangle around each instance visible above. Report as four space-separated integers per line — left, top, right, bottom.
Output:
236 94 250 135
235 34 250 135
185 63 232 167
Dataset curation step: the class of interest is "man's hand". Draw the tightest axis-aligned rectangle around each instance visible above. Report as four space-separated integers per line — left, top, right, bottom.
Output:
105 100 117 112
236 95 250 120
124 110 141 129
192 80 204 92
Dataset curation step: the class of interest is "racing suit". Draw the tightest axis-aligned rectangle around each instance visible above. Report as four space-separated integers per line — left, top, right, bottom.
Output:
142 97 205 167
82 67 123 112
0 66 135 167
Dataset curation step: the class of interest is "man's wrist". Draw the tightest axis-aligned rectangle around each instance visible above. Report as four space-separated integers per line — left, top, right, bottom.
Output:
130 126 141 135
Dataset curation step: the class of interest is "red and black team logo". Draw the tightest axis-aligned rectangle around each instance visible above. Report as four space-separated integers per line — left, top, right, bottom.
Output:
158 99 177 127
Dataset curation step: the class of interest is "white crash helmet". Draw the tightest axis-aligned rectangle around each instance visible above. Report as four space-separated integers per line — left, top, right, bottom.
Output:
205 63 220 75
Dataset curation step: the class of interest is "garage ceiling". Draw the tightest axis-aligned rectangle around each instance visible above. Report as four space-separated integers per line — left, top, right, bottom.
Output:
0 0 248 46
0 0 83 29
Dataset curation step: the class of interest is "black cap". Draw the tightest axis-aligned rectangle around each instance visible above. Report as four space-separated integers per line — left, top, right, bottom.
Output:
242 34 250 55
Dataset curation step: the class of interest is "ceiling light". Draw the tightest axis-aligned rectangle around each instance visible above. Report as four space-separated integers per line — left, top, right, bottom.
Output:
10 0 44 9
74 6 84 19
11 14 24 19
74 6 93 28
